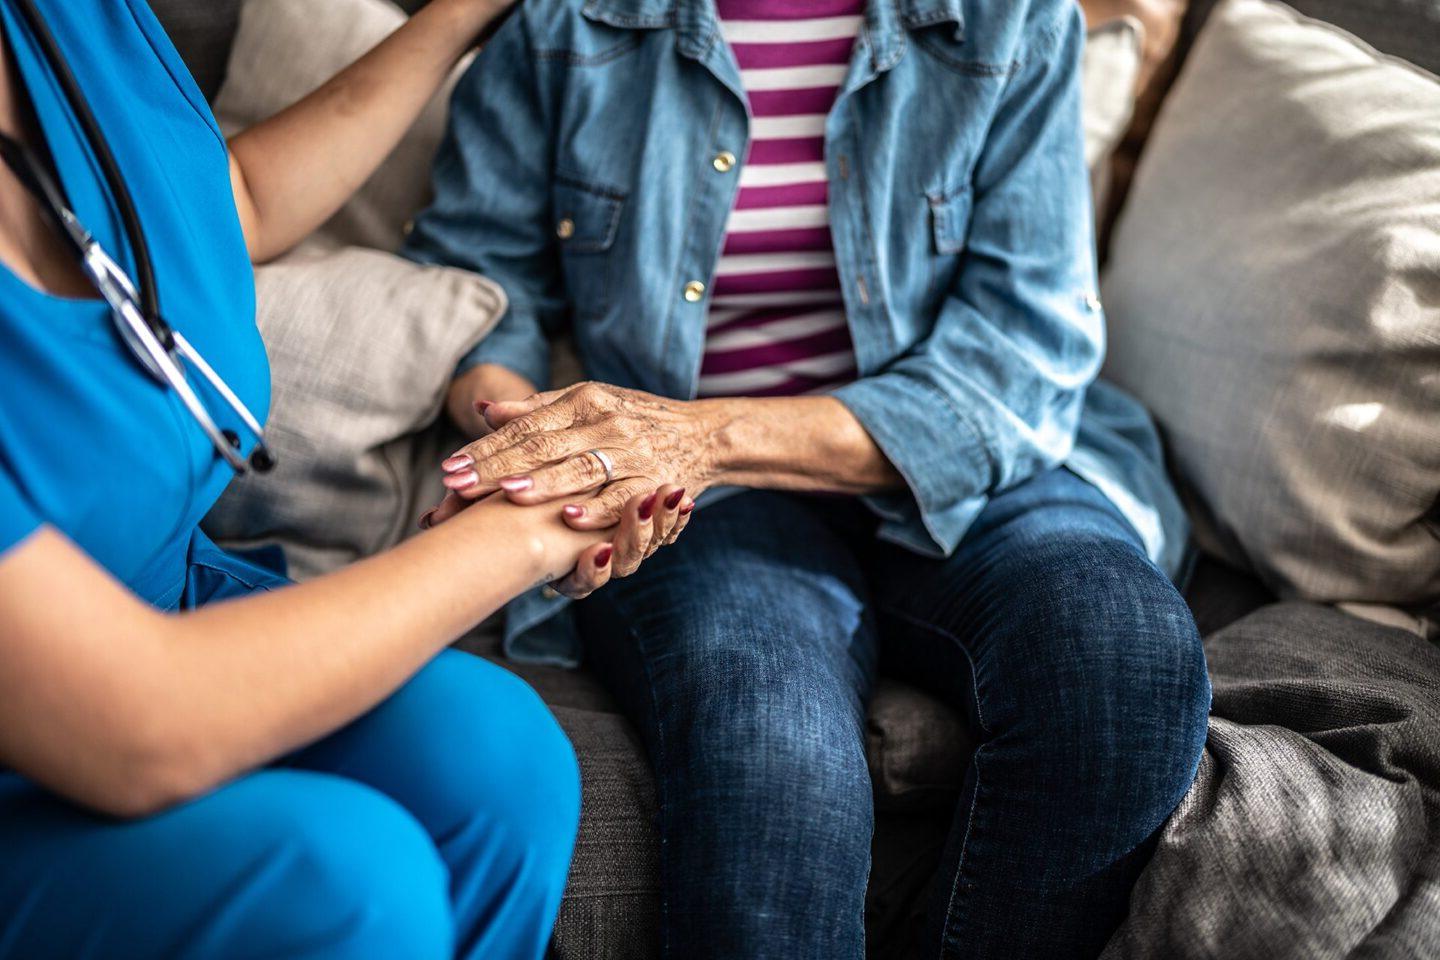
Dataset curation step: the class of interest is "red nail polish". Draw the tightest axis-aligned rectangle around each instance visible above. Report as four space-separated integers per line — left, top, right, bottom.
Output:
679 500 695 516
442 455 473 472
417 509 436 530
499 476 533 493
638 494 657 521
665 488 686 510
563 505 585 519
594 545 613 567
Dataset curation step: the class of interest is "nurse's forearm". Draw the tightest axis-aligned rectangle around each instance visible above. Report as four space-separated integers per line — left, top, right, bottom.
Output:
226 0 510 263
163 497 589 795
0 497 591 818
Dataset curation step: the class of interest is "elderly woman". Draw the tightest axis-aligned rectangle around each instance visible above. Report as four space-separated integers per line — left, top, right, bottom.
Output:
409 0 1211 957
0 0 692 956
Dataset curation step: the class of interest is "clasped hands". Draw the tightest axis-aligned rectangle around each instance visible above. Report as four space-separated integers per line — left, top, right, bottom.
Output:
420 382 723 597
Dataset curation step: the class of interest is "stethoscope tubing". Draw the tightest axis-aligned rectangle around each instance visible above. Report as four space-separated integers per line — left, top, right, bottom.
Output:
2 0 274 474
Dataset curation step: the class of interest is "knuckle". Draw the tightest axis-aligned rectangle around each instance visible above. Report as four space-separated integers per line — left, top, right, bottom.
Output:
573 381 604 402
572 382 613 413
496 414 533 441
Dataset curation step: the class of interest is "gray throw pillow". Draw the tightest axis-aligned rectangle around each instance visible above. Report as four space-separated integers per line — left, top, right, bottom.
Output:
1101 0 1440 617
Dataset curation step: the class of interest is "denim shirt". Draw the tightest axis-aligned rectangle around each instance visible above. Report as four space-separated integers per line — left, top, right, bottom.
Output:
404 0 1191 663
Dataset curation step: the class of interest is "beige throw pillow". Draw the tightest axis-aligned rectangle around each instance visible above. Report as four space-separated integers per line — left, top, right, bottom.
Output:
1101 0 1440 613
204 248 504 579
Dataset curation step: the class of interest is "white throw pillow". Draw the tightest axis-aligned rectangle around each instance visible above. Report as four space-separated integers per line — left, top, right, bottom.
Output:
1083 17 1144 211
214 0 469 252
1101 0 1440 612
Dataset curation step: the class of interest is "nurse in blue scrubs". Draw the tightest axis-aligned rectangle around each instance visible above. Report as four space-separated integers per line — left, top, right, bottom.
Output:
0 0 693 956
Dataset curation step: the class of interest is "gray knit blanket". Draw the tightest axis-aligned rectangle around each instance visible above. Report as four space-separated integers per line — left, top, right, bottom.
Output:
1103 603 1440 958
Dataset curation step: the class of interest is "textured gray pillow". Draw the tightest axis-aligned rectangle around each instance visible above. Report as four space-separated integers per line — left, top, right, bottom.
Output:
204 248 504 579
1101 0 1440 613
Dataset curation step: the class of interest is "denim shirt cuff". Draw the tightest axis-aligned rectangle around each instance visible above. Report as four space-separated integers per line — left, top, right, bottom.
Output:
833 375 993 557
454 314 552 389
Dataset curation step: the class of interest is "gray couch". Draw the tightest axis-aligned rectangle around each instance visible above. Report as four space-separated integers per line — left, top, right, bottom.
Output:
150 2 1440 958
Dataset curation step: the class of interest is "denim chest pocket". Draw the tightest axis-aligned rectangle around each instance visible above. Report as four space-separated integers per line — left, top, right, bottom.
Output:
554 176 625 320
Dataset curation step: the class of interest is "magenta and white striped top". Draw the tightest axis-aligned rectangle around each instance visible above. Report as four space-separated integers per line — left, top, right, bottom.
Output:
697 0 864 399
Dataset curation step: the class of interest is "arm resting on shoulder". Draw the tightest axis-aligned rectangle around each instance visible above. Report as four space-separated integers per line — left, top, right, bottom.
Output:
227 0 513 263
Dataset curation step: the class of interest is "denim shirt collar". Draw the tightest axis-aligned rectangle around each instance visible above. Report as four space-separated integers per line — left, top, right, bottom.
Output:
580 0 965 67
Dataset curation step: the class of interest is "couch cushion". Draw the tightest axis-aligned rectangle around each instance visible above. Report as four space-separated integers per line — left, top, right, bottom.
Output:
1102 600 1440 957
1101 0 1440 618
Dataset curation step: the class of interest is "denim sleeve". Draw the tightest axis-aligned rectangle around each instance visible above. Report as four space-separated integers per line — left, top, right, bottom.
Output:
401 12 559 389
833 6 1102 557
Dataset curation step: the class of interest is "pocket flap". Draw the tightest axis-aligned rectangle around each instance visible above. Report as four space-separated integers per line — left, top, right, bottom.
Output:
554 177 625 253
929 187 973 256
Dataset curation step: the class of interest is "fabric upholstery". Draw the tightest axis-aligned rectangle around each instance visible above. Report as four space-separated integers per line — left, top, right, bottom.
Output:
1101 0 1440 618
1102 602 1440 957
1082 17 1144 211
1080 0 1192 256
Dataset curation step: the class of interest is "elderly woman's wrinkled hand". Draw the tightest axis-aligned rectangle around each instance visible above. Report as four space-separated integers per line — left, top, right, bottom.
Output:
424 381 722 529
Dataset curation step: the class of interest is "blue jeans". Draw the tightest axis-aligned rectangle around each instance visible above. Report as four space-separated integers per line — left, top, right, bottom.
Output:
578 469 1211 959
0 651 579 960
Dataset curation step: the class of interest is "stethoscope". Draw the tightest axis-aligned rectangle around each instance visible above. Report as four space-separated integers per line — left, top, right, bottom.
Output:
0 0 274 474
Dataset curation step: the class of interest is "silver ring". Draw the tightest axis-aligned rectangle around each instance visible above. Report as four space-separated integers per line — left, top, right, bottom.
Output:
586 448 615 484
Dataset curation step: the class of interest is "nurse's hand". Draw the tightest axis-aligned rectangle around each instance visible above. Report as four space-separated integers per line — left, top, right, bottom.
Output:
547 482 692 599
420 481 693 600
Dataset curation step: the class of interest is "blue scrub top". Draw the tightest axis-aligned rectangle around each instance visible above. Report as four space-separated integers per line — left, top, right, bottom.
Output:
0 0 287 607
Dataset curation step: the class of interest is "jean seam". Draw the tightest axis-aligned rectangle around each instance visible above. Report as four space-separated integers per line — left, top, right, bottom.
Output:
877 603 991 957
940 749 985 958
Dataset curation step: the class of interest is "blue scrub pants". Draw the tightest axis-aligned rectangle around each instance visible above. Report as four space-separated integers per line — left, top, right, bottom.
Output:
0 650 580 959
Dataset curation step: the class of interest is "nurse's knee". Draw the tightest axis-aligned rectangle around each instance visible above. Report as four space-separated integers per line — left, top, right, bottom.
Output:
444 656 582 882
217 775 452 959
